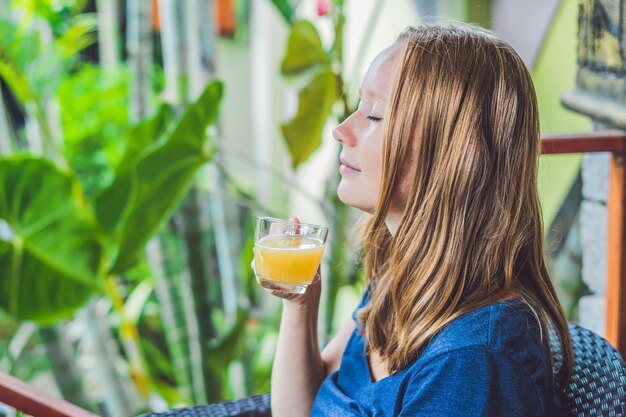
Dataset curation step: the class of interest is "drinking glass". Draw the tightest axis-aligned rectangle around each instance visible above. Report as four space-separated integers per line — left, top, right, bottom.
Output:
253 216 328 294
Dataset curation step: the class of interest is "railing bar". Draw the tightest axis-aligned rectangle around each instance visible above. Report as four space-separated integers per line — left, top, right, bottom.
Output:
0 371 98 417
540 131 626 155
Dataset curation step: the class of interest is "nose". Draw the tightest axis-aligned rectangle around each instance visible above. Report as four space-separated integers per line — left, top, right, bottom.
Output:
332 114 357 147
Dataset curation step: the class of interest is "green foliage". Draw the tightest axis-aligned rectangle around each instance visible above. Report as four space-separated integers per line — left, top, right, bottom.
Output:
269 0 298 24
10 0 89 32
279 21 339 168
238 213 259 305
0 17 39 103
58 64 131 197
0 157 103 323
0 13 96 104
0 81 224 324
102 81 224 274
280 20 329 75
281 70 339 168
55 14 97 57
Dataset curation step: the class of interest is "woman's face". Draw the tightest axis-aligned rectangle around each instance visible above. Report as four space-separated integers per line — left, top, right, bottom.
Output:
333 42 404 214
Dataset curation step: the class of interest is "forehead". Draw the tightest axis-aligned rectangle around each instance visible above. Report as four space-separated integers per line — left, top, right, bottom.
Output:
360 42 405 101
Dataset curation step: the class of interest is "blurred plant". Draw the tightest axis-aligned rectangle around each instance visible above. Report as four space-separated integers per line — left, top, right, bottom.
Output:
0 81 223 318
0 9 96 165
57 64 130 198
268 0 385 338
0 5 225 409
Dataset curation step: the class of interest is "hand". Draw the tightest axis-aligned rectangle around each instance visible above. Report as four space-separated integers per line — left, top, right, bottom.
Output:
251 217 322 308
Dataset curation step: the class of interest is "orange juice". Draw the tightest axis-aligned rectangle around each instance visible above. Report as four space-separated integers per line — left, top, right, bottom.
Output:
253 235 325 284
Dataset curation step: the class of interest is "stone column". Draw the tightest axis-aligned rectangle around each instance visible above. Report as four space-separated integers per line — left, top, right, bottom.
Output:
561 0 626 336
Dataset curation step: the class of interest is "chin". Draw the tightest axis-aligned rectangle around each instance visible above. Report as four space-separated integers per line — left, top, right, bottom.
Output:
337 184 375 213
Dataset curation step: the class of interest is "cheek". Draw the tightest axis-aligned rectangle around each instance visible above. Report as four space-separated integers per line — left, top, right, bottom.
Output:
364 139 384 179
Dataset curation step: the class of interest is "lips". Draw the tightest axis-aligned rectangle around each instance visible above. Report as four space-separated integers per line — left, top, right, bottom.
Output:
340 157 361 173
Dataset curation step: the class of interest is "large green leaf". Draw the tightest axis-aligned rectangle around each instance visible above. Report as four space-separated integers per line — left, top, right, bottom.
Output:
117 104 175 174
103 81 224 274
93 105 175 242
281 20 329 76
0 157 103 323
281 70 339 168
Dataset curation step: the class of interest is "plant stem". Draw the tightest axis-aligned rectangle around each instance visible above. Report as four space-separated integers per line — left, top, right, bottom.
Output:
105 276 152 401
33 100 68 170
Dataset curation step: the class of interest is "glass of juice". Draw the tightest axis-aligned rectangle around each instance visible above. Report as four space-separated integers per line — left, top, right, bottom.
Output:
253 216 328 294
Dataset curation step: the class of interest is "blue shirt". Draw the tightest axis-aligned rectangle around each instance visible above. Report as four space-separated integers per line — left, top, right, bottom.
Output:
311 290 563 416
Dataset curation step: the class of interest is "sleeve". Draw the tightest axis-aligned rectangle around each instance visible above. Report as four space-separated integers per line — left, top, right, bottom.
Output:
398 346 545 417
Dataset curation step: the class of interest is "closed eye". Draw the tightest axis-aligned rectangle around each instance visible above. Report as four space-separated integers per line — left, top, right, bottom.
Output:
367 115 383 122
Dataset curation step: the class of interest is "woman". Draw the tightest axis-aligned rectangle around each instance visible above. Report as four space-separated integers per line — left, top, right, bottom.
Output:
267 24 573 416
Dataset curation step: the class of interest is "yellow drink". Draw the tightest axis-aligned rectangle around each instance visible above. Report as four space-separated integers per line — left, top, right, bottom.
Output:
253 235 325 285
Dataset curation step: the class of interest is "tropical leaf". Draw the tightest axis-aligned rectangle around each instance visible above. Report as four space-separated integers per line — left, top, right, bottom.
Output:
55 14 97 59
281 70 339 168
0 12 95 104
0 61 31 104
93 105 174 243
269 0 297 24
0 17 37 103
281 20 329 76
105 81 224 274
117 104 176 174
10 0 88 31
0 157 103 323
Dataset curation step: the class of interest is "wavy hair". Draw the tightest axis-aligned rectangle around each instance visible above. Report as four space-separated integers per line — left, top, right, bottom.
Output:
357 24 572 386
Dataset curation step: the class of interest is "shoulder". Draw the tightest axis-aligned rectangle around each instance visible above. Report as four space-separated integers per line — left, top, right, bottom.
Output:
399 301 558 416
399 344 552 416
422 300 545 359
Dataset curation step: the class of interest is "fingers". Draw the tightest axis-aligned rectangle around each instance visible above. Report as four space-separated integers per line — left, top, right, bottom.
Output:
289 217 301 234
270 289 303 300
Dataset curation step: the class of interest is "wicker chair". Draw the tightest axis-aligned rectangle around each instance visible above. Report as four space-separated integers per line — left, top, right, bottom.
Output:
142 394 271 417
552 324 626 416
144 323 625 417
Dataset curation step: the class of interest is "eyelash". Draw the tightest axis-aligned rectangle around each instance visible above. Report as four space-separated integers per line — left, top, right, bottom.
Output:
367 115 382 122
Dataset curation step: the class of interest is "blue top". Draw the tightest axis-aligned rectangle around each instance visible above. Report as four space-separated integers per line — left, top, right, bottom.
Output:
311 290 563 416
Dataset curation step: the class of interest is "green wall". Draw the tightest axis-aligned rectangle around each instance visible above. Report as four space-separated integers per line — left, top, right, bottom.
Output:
533 0 591 227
